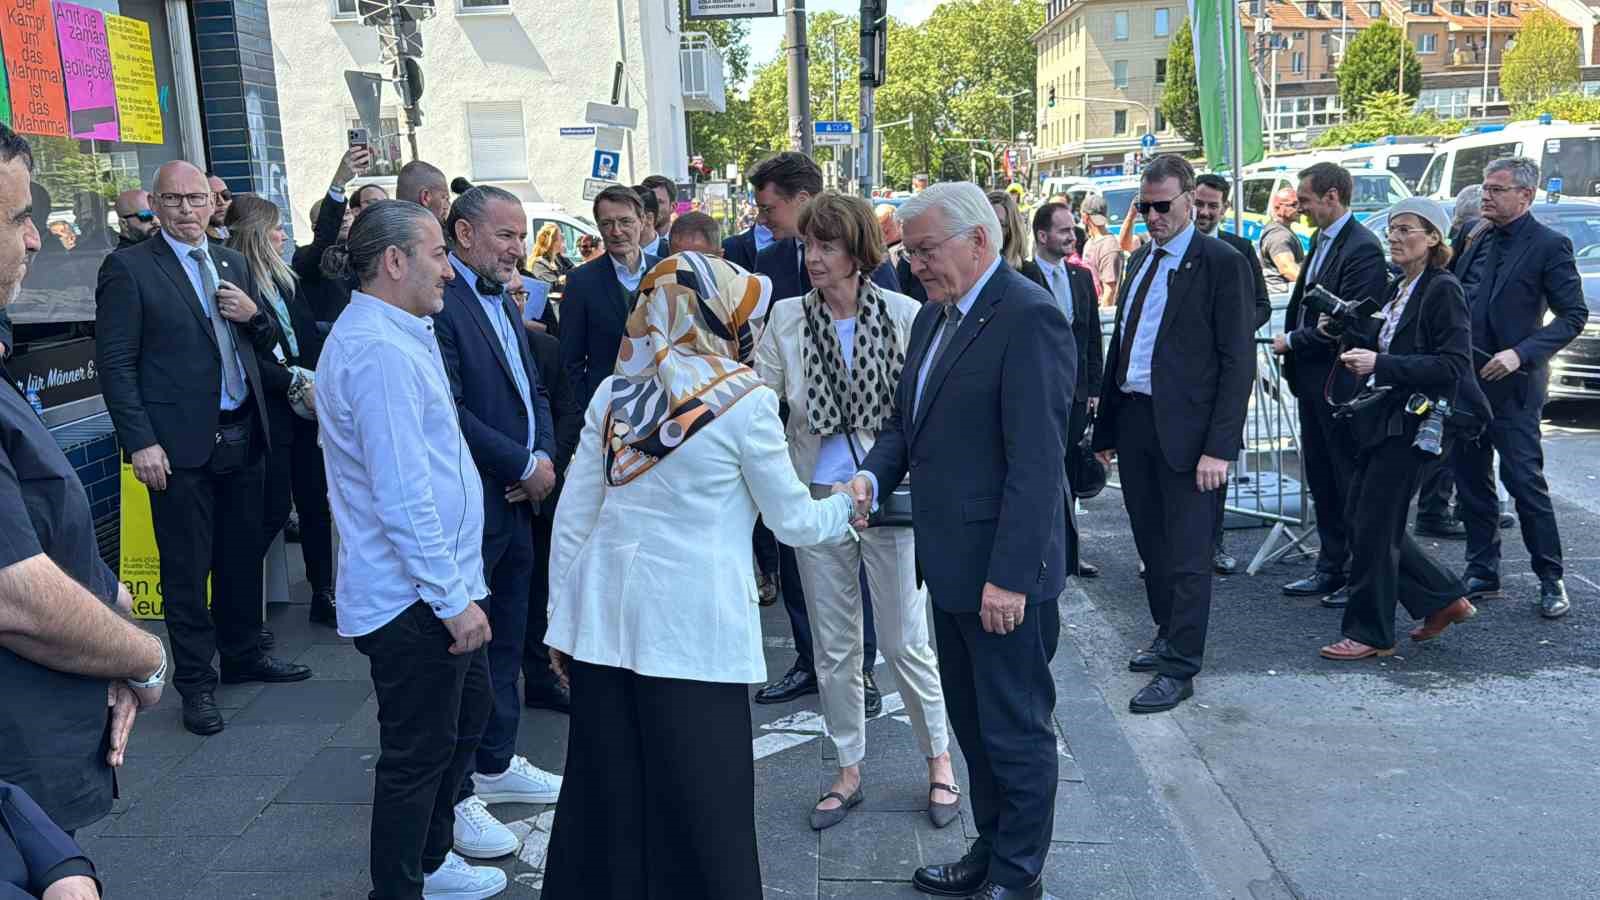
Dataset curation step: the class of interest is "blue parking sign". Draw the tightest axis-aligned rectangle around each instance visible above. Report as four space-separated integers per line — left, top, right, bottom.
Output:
592 150 621 180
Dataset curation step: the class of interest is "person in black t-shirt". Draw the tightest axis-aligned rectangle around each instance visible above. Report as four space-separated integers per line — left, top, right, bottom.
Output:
1258 187 1305 291
0 125 167 836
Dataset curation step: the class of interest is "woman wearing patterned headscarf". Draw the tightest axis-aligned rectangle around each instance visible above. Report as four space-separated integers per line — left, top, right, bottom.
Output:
753 191 957 832
542 252 856 899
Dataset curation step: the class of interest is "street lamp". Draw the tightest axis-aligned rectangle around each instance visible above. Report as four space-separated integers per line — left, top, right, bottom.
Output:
999 89 1027 143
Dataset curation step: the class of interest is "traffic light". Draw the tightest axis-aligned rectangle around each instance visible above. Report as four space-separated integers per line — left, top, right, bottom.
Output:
1048 86 1056 108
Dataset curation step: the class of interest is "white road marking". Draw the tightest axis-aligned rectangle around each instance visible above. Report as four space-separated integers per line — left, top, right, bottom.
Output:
506 809 554 890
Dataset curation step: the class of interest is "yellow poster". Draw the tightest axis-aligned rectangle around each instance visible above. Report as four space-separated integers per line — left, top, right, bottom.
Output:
102 13 161 144
118 463 167 619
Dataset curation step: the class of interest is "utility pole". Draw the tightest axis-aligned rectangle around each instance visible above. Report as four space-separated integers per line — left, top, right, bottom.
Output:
859 0 885 197
787 0 813 154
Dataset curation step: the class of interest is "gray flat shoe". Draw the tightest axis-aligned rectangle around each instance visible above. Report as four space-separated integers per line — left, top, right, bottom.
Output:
809 787 864 831
928 781 961 828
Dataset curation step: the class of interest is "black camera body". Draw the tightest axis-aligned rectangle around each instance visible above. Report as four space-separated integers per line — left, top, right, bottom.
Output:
1302 284 1381 331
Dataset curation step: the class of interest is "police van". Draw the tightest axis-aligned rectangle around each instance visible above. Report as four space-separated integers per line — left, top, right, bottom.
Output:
1415 118 1600 201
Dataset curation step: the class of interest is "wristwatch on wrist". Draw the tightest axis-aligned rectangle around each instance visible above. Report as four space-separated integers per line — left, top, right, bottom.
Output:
128 640 167 689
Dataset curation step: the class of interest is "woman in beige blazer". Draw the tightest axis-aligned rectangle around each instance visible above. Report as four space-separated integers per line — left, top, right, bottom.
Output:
753 192 957 832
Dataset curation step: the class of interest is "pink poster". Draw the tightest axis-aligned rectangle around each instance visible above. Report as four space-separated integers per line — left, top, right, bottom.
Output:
54 2 118 141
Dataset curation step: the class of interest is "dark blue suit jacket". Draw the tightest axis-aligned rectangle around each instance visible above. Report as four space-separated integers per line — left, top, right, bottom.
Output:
756 237 900 299
1 781 97 899
558 252 659 405
860 263 1076 611
723 228 759 271
1455 211 1588 407
432 264 556 533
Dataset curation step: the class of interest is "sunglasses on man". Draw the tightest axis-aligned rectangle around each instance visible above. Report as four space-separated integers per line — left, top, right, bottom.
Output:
1135 193 1188 216
119 210 156 222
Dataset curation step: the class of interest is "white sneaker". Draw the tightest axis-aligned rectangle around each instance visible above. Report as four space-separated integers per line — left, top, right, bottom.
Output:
423 851 507 900
471 755 563 805
451 796 519 860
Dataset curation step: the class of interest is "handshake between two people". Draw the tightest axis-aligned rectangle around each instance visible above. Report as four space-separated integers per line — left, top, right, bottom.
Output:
829 475 875 531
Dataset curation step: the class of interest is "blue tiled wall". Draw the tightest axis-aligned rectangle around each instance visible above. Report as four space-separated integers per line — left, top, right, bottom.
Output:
191 0 295 241
65 433 122 569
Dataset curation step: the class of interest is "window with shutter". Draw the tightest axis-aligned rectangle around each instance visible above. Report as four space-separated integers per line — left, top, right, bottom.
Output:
467 102 528 182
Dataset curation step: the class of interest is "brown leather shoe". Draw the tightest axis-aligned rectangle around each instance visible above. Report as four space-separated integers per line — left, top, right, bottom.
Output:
1409 597 1477 642
1319 638 1395 661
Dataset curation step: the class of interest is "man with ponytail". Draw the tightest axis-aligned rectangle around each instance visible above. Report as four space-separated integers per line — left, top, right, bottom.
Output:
316 199 507 900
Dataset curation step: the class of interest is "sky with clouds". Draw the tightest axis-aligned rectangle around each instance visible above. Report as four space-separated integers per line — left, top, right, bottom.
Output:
741 0 943 88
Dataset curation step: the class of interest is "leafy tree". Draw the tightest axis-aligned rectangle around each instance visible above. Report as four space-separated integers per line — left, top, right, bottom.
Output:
1501 9 1581 113
1312 91 1462 146
1160 20 1203 151
1514 91 1600 123
1336 21 1421 115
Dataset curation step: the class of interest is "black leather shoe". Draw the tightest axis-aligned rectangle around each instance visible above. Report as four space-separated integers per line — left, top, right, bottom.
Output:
1415 517 1468 539
1077 561 1100 578
1283 572 1346 597
1540 580 1571 619
912 847 988 897
1129 674 1194 714
220 656 313 685
308 589 337 627
1499 512 1516 530
1128 638 1167 673
864 670 883 718
1137 560 1146 580
182 692 224 736
963 879 1043 900
1213 548 1239 575
1320 586 1350 609
1464 576 1502 601
258 627 275 651
283 511 301 543
754 665 818 705
524 680 571 713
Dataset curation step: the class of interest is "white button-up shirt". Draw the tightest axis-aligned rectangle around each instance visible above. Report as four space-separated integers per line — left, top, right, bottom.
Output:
1119 222 1195 396
318 291 488 637
612 251 648 294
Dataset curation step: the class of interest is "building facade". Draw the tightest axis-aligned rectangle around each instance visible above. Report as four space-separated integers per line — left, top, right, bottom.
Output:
1033 0 1197 177
269 0 691 235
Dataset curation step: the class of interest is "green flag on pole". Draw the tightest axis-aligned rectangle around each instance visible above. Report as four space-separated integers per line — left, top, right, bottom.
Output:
1188 0 1264 172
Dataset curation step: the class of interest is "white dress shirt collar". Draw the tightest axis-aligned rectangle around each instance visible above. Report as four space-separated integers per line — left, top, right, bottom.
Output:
954 255 1003 318
611 251 647 293
1152 221 1197 261
349 289 435 341
161 228 206 261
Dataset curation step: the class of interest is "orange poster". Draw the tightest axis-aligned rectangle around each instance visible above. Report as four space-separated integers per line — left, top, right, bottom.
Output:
1 0 69 137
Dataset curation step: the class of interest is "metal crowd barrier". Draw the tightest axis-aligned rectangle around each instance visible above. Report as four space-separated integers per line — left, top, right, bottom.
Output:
1096 294 1318 576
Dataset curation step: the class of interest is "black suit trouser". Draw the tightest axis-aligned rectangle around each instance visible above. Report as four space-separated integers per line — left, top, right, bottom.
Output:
932 599 1058 890
288 418 335 593
458 502 535 800
356 601 491 899
1294 371 1358 575
1415 451 1456 523
1452 377 1563 584
147 426 267 697
1115 394 1221 678
1341 437 1466 649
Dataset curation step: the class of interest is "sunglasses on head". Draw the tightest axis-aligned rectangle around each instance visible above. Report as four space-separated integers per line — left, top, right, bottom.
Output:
1136 195 1185 215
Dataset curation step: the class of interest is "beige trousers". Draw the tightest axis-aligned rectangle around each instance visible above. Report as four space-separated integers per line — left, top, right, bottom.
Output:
793 504 949 768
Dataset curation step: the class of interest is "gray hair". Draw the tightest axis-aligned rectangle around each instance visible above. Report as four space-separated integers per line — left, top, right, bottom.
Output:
1453 184 1483 225
445 184 521 247
324 199 437 289
1484 156 1539 190
895 181 1001 251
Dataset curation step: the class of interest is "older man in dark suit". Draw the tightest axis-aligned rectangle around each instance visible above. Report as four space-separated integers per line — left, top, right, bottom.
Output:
851 181 1074 900
1271 162 1391 608
96 160 311 737
1452 156 1588 618
559 185 661 406
433 186 563 856
1094 155 1255 714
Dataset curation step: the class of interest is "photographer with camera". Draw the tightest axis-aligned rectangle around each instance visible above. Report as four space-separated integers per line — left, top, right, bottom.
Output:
1272 163 1389 608
1318 198 1490 661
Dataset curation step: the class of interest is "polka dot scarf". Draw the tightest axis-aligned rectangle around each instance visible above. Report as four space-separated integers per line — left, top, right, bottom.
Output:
800 279 903 438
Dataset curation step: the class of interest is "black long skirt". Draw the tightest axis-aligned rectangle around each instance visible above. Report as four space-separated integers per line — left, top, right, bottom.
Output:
541 659 763 900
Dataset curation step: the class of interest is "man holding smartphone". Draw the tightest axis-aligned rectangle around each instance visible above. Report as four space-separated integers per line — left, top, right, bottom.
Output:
97 160 313 737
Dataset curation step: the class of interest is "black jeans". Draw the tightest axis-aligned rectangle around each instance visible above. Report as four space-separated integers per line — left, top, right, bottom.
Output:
289 418 335 592
522 507 557 691
356 601 492 900
457 504 534 803
1453 377 1564 584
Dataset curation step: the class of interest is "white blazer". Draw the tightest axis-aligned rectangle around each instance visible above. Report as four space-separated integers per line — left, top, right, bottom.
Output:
753 290 922 483
547 378 853 684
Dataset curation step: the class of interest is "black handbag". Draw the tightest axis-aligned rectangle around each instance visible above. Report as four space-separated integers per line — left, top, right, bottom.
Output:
1067 427 1107 500
838 428 913 528
208 419 253 475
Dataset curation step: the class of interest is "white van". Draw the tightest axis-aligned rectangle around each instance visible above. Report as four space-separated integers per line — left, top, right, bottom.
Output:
1335 139 1441 192
1415 119 1600 201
